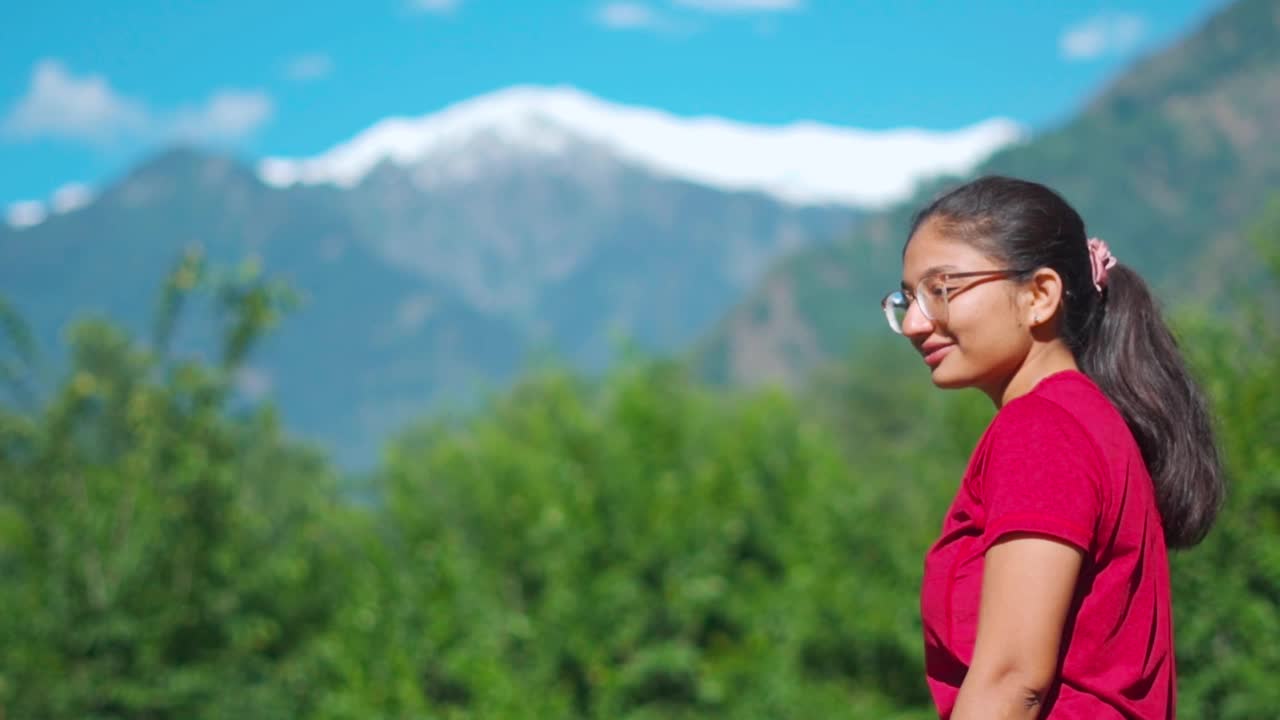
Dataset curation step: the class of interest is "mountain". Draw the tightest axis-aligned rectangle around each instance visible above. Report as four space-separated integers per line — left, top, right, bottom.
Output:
700 0 1280 387
1 88 1019 466
1 85 1025 465
0 149 526 464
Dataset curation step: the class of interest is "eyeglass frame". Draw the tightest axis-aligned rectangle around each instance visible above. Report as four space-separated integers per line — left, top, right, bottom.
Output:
880 268 1035 334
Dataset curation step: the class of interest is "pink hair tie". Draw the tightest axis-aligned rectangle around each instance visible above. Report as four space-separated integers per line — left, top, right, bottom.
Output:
1087 237 1117 292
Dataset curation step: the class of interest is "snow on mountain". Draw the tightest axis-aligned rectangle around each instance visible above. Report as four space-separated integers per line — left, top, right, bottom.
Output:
4 182 96 230
258 85 1025 208
4 200 47 229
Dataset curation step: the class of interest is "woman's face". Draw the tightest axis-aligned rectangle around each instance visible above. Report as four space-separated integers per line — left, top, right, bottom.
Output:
900 218 1033 396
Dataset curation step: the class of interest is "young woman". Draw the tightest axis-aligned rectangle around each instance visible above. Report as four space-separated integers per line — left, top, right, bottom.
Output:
881 176 1223 719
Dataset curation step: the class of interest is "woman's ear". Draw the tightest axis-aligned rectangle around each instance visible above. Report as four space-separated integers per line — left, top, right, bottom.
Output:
1024 268 1065 328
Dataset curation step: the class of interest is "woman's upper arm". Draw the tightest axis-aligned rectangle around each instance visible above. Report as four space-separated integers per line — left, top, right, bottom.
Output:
964 533 1083 709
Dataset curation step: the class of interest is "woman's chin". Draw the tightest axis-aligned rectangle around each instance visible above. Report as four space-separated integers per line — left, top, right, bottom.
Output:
928 362 972 390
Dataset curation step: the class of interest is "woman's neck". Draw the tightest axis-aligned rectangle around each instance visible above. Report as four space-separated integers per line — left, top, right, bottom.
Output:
991 341 1080 408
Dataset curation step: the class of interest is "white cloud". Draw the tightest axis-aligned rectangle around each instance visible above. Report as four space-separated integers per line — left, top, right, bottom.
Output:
169 90 274 143
596 2 662 29
1060 13 1147 61
5 200 47 229
2 60 148 145
51 182 93 214
673 0 801 13
608 0 795 33
285 52 334 81
408 0 459 13
2 60 274 148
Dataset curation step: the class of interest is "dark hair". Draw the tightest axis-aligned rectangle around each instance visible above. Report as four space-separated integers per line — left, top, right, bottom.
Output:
908 175 1223 548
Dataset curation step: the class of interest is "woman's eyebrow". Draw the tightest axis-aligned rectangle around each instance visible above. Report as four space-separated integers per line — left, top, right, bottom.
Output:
902 264 961 289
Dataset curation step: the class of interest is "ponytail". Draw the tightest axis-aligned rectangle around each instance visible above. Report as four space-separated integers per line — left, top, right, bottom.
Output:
1080 265 1224 548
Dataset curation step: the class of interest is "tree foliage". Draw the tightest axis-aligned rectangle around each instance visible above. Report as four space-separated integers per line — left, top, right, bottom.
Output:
0 250 350 718
0 201 1276 717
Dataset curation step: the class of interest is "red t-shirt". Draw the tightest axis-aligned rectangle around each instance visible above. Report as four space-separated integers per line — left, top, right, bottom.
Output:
921 370 1174 718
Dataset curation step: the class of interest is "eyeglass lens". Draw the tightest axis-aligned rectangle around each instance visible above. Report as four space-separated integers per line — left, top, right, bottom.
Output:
884 277 945 334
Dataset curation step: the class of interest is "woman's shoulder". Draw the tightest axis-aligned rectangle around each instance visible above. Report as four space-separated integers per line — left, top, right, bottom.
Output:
985 370 1139 489
984 372 1111 470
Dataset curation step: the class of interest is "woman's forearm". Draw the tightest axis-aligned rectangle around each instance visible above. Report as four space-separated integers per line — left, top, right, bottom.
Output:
950 667 1048 720
949 535 1079 719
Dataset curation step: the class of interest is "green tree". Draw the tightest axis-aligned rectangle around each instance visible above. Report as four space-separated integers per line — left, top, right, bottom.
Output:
1168 197 1280 718
0 250 354 719
312 360 939 718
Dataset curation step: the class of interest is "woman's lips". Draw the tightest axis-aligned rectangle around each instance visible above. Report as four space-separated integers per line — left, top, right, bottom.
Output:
922 344 954 368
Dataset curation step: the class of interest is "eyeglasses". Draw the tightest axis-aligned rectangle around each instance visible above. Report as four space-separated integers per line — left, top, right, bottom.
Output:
881 269 1031 335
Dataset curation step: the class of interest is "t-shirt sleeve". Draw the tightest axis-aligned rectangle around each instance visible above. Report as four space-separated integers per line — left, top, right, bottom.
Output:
976 396 1104 555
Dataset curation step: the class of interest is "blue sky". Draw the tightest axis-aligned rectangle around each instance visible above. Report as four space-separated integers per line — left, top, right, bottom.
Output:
1 0 1230 215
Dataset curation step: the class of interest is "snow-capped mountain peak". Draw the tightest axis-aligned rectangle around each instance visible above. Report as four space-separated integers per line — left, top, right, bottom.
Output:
258 85 1024 208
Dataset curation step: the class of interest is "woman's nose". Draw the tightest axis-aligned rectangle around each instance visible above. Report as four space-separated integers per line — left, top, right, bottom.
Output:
900 299 934 337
